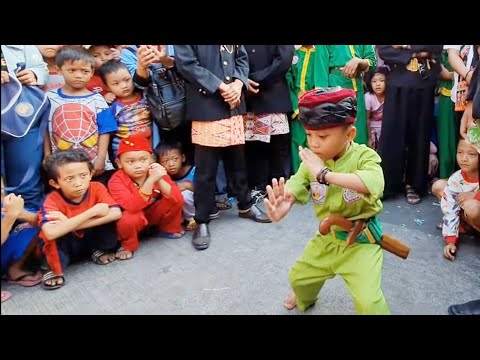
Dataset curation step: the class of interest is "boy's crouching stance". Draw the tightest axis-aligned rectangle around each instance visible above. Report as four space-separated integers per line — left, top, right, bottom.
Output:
265 87 390 314
39 149 122 289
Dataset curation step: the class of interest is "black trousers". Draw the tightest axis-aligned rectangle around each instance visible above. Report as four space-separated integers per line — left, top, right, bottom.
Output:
245 133 290 191
378 84 436 196
194 144 254 224
54 222 118 270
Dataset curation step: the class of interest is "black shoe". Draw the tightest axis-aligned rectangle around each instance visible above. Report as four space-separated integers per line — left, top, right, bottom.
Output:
209 208 220 220
239 205 271 223
447 300 480 315
192 223 211 250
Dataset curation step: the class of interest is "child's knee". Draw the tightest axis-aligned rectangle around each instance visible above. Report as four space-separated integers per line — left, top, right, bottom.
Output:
432 179 447 198
117 211 146 231
463 200 480 223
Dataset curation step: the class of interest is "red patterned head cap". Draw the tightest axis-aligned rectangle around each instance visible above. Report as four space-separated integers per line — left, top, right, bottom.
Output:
298 87 357 130
117 135 153 157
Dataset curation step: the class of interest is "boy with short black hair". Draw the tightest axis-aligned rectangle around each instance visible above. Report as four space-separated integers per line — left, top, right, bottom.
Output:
265 87 390 314
98 60 152 158
85 45 119 104
39 149 122 289
108 135 184 260
156 141 197 230
44 46 118 185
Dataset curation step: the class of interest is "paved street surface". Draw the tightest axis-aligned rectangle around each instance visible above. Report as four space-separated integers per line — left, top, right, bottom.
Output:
2 195 479 315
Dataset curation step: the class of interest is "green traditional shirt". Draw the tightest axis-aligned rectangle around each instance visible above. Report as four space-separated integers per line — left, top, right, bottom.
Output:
286 46 316 119
312 45 377 146
286 142 384 230
313 45 377 91
439 50 454 97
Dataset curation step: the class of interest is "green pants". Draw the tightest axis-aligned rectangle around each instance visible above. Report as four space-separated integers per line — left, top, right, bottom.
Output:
437 94 457 179
291 118 308 173
289 232 390 314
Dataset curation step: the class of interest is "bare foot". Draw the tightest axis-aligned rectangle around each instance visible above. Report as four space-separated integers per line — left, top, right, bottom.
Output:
98 253 116 264
42 271 65 289
116 248 133 260
283 292 297 310
45 277 64 287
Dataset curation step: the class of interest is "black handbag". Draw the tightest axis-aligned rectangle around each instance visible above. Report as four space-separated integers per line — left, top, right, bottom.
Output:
145 64 186 131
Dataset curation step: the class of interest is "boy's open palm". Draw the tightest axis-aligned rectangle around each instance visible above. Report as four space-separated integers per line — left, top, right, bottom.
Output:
264 177 294 222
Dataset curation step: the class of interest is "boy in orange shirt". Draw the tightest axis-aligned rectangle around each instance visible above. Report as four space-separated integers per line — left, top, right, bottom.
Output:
108 135 184 260
39 149 122 289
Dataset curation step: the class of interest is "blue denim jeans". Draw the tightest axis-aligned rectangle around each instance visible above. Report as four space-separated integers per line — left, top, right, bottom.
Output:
1 127 45 211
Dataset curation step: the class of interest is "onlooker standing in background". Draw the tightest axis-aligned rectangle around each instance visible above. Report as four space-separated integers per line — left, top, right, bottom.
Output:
36 45 65 92
313 45 377 145
377 45 442 205
286 45 316 173
174 45 271 251
1 45 48 211
243 45 294 203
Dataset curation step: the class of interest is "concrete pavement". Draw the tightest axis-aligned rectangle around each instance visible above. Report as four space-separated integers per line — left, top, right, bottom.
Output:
1 195 479 315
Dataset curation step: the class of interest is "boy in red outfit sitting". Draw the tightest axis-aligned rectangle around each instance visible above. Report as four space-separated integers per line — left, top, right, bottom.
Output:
39 149 122 290
108 135 184 260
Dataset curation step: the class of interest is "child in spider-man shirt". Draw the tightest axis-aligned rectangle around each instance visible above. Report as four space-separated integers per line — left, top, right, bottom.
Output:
44 46 118 186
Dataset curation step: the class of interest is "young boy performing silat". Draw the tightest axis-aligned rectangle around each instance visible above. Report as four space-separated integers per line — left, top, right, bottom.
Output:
264 87 409 315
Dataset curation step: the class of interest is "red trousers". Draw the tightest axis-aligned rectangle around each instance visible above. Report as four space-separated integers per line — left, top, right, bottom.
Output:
116 196 184 252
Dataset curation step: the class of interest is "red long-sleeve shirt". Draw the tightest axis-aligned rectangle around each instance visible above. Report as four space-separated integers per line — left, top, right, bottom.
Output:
108 169 183 213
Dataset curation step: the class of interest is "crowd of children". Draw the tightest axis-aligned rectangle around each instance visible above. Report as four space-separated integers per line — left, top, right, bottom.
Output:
1 45 478 315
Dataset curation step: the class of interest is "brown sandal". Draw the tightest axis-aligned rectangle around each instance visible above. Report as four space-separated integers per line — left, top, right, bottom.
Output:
405 186 421 205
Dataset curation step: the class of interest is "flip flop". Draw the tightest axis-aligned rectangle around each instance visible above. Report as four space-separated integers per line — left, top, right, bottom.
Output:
1 290 12 303
154 231 185 239
7 272 42 287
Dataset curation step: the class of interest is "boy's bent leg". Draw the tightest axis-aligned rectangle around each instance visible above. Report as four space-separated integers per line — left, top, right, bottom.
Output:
116 211 148 254
84 223 119 264
338 244 390 315
1 226 39 275
182 190 196 221
462 199 480 231
288 238 336 312
40 233 78 288
145 195 184 235
432 179 447 199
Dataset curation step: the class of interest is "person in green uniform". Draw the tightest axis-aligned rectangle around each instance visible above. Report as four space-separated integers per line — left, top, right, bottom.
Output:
286 45 316 173
313 45 376 145
264 87 390 315
437 50 456 179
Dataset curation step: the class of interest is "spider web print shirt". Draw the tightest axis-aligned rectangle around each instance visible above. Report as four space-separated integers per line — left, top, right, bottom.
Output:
46 89 118 170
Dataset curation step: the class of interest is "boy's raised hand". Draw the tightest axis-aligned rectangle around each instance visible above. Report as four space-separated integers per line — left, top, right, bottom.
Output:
264 177 294 222
148 163 167 182
2 194 24 218
299 146 325 179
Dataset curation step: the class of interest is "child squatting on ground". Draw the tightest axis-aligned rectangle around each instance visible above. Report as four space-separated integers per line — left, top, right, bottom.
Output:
156 141 197 231
264 87 390 314
108 135 184 260
39 149 122 290
432 139 480 261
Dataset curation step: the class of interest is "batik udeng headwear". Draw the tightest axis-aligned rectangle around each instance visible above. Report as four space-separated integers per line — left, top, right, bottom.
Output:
298 87 357 130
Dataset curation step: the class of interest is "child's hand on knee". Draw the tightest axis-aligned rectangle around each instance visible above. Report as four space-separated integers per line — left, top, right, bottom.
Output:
444 243 457 261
